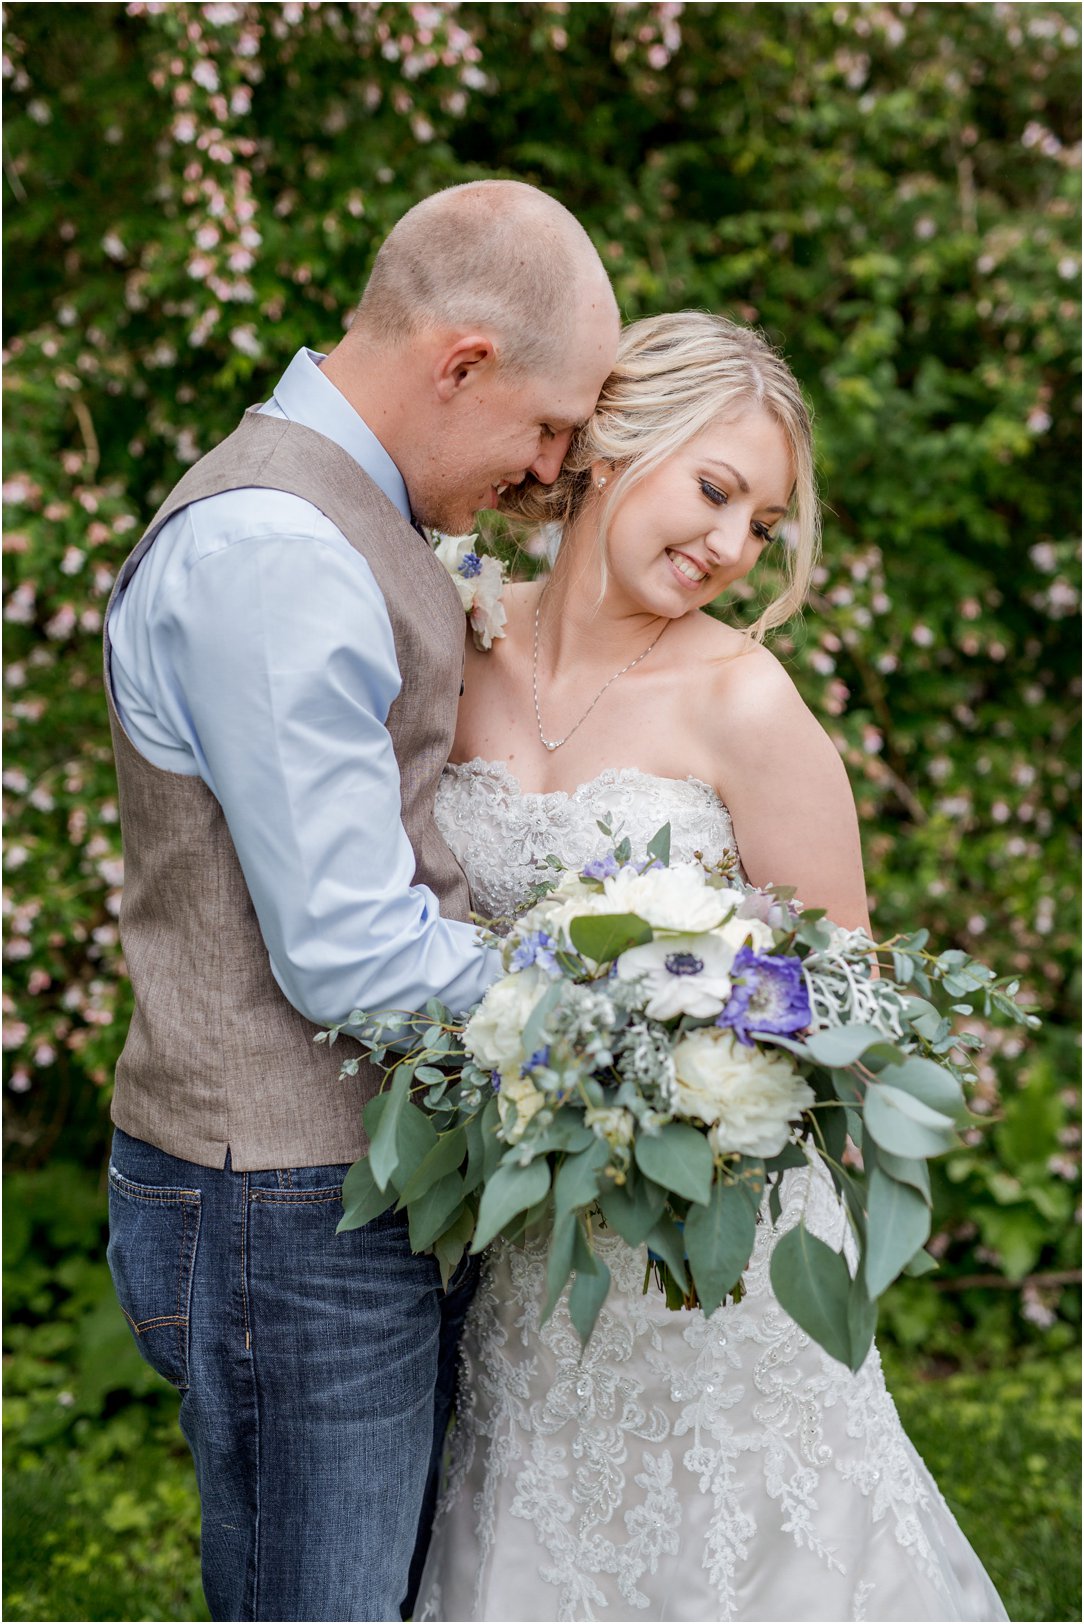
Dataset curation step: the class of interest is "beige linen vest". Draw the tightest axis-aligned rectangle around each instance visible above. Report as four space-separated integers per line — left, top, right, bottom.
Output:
104 410 471 1170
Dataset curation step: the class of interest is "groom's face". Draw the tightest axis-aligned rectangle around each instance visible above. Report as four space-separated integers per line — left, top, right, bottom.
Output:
412 316 618 535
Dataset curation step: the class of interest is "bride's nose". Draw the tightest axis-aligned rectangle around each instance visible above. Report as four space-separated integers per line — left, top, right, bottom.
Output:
702 522 748 568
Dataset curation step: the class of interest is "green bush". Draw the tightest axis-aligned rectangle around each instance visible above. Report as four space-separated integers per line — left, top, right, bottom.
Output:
3 2 1080 1345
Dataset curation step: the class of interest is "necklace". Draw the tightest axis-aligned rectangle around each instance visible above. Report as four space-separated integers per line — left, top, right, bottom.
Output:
532 598 668 752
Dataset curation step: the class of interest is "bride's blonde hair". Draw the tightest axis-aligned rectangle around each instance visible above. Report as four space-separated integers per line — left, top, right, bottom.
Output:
504 311 819 636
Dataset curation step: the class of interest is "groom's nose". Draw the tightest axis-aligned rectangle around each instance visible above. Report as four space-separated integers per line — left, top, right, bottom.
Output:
529 429 573 485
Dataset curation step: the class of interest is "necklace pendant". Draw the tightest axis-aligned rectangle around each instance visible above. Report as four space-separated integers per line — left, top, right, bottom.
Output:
544 740 559 751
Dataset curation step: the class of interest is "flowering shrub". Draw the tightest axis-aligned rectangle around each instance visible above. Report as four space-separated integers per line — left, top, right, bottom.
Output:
2 1 1079 1335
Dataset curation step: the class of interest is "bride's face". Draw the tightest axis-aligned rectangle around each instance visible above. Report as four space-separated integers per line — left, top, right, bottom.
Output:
602 410 794 618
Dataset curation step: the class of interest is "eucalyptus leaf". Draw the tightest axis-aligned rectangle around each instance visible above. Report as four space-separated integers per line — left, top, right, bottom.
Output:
368 1066 411 1191
541 1211 578 1325
644 1215 689 1291
875 1147 932 1205
903 1248 940 1278
876 1057 968 1125
864 1084 958 1159
634 1122 714 1206
568 1227 611 1347
432 1205 476 1289
684 1178 756 1317
520 1117 596 1157
769 1225 853 1368
472 1158 552 1252
337 1155 397 1232
569 912 654 963
520 980 564 1060
397 1125 468 1203
408 1171 467 1253
864 1167 931 1297
598 1173 667 1246
646 822 672 866
803 1024 887 1067
553 1139 612 1217
396 1099 439 1174
847 1277 878 1370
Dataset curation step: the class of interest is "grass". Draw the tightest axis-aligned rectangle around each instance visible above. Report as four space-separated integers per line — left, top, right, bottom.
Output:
4 1349 1079 1622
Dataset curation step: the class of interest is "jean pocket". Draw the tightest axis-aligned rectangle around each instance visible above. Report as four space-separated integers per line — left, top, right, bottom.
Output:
107 1165 202 1390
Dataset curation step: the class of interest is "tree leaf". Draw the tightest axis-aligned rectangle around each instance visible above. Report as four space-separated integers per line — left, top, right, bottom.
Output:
407 1171 467 1253
337 1154 397 1233
568 1224 611 1346
684 1177 757 1317
646 821 671 866
541 1210 578 1325
863 1084 958 1159
644 1215 689 1291
368 1065 411 1191
864 1167 931 1297
598 1172 667 1246
876 1057 968 1124
553 1139 611 1217
471 1157 551 1252
769 1224 853 1368
397 1124 468 1203
803 1023 887 1067
634 1122 714 1205
569 911 654 963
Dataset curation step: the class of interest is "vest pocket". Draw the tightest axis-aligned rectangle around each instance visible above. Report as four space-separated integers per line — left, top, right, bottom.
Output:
106 1166 202 1391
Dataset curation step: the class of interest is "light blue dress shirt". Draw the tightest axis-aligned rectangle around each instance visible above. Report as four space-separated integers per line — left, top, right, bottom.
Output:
108 347 498 1028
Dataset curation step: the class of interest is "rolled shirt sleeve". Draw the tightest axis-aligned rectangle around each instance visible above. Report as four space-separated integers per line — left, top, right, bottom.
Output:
109 494 499 1027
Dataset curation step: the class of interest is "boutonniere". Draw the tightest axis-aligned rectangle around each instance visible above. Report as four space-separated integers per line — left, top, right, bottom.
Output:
431 532 508 651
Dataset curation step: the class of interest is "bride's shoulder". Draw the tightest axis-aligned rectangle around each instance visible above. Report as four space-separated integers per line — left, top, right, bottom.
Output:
692 614 823 751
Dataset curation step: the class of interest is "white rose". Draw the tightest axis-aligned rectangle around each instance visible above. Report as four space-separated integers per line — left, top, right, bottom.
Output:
469 554 508 650
431 532 479 612
496 1070 547 1142
602 862 739 934
521 873 619 949
463 966 550 1076
583 1105 636 1148
615 932 736 1019
671 1028 815 1158
714 913 776 956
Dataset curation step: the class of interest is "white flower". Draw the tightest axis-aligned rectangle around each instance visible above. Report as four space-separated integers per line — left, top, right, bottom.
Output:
431 532 507 650
616 932 736 1019
671 1028 815 1157
469 554 508 650
496 1069 547 1142
520 873 618 948
602 862 739 934
584 1105 636 1148
463 965 549 1078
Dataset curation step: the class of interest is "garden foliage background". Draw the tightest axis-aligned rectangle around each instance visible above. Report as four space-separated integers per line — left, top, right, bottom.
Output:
2 3 1081 1619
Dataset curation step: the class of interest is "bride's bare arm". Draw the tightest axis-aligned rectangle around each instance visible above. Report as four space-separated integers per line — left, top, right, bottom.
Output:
710 647 872 935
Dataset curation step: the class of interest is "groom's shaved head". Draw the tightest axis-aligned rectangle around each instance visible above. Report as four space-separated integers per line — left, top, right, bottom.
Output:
352 180 616 375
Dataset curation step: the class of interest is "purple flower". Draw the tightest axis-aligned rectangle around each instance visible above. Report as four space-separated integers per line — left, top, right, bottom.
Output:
716 947 811 1047
510 929 559 974
457 551 483 579
582 853 620 881
522 1046 550 1074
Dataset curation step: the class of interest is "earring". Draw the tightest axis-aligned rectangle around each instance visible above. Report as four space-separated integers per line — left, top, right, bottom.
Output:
597 476 607 491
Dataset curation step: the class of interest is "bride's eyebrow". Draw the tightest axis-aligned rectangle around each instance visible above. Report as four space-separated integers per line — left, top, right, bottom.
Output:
701 458 787 516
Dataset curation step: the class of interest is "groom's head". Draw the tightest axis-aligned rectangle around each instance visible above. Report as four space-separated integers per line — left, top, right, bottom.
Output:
323 180 619 534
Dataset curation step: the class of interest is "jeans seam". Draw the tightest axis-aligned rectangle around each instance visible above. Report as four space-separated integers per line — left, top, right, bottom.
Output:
248 1191 342 1205
240 1171 252 1352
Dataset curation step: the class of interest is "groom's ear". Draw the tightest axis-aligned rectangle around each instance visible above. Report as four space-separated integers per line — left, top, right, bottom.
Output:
433 334 499 401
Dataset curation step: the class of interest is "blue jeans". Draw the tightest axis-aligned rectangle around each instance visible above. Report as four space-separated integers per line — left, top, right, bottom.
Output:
106 1128 478 1622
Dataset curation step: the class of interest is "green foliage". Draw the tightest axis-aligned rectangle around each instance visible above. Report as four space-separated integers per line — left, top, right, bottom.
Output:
2 0 1079 1350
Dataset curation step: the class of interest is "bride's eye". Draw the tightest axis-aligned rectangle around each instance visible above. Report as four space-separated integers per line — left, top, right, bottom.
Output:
699 479 727 506
752 522 776 544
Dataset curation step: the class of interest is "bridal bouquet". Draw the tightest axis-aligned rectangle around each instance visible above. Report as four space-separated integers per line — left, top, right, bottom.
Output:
324 826 1035 1371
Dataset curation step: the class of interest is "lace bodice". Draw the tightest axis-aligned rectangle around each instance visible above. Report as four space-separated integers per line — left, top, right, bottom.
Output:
435 759 739 920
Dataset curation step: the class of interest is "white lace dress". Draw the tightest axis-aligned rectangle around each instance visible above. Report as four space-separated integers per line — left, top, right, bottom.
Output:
418 759 1007 1624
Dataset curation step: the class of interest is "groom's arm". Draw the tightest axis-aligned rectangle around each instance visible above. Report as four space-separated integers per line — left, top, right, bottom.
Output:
108 490 500 1027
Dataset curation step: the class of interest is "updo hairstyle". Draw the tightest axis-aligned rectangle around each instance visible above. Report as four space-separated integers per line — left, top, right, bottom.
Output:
504 310 819 636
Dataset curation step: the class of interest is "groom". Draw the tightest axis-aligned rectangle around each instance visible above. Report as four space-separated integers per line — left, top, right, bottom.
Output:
104 179 619 1622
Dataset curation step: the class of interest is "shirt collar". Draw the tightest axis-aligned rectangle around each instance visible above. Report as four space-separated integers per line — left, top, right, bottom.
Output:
269 347 411 523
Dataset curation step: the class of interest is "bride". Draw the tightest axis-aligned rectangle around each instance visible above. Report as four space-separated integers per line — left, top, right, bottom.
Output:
420 313 1006 1622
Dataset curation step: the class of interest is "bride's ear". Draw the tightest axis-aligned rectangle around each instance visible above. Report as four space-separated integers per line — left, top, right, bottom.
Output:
589 460 617 493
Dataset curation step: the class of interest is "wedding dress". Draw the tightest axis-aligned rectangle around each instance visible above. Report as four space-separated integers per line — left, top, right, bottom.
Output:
418 758 1007 1624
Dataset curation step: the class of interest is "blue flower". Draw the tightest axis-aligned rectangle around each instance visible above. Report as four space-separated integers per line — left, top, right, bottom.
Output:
522 1046 550 1074
510 929 559 974
582 853 620 881
716 947 811 1047
490 1069 501 1093
457 551 483 579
